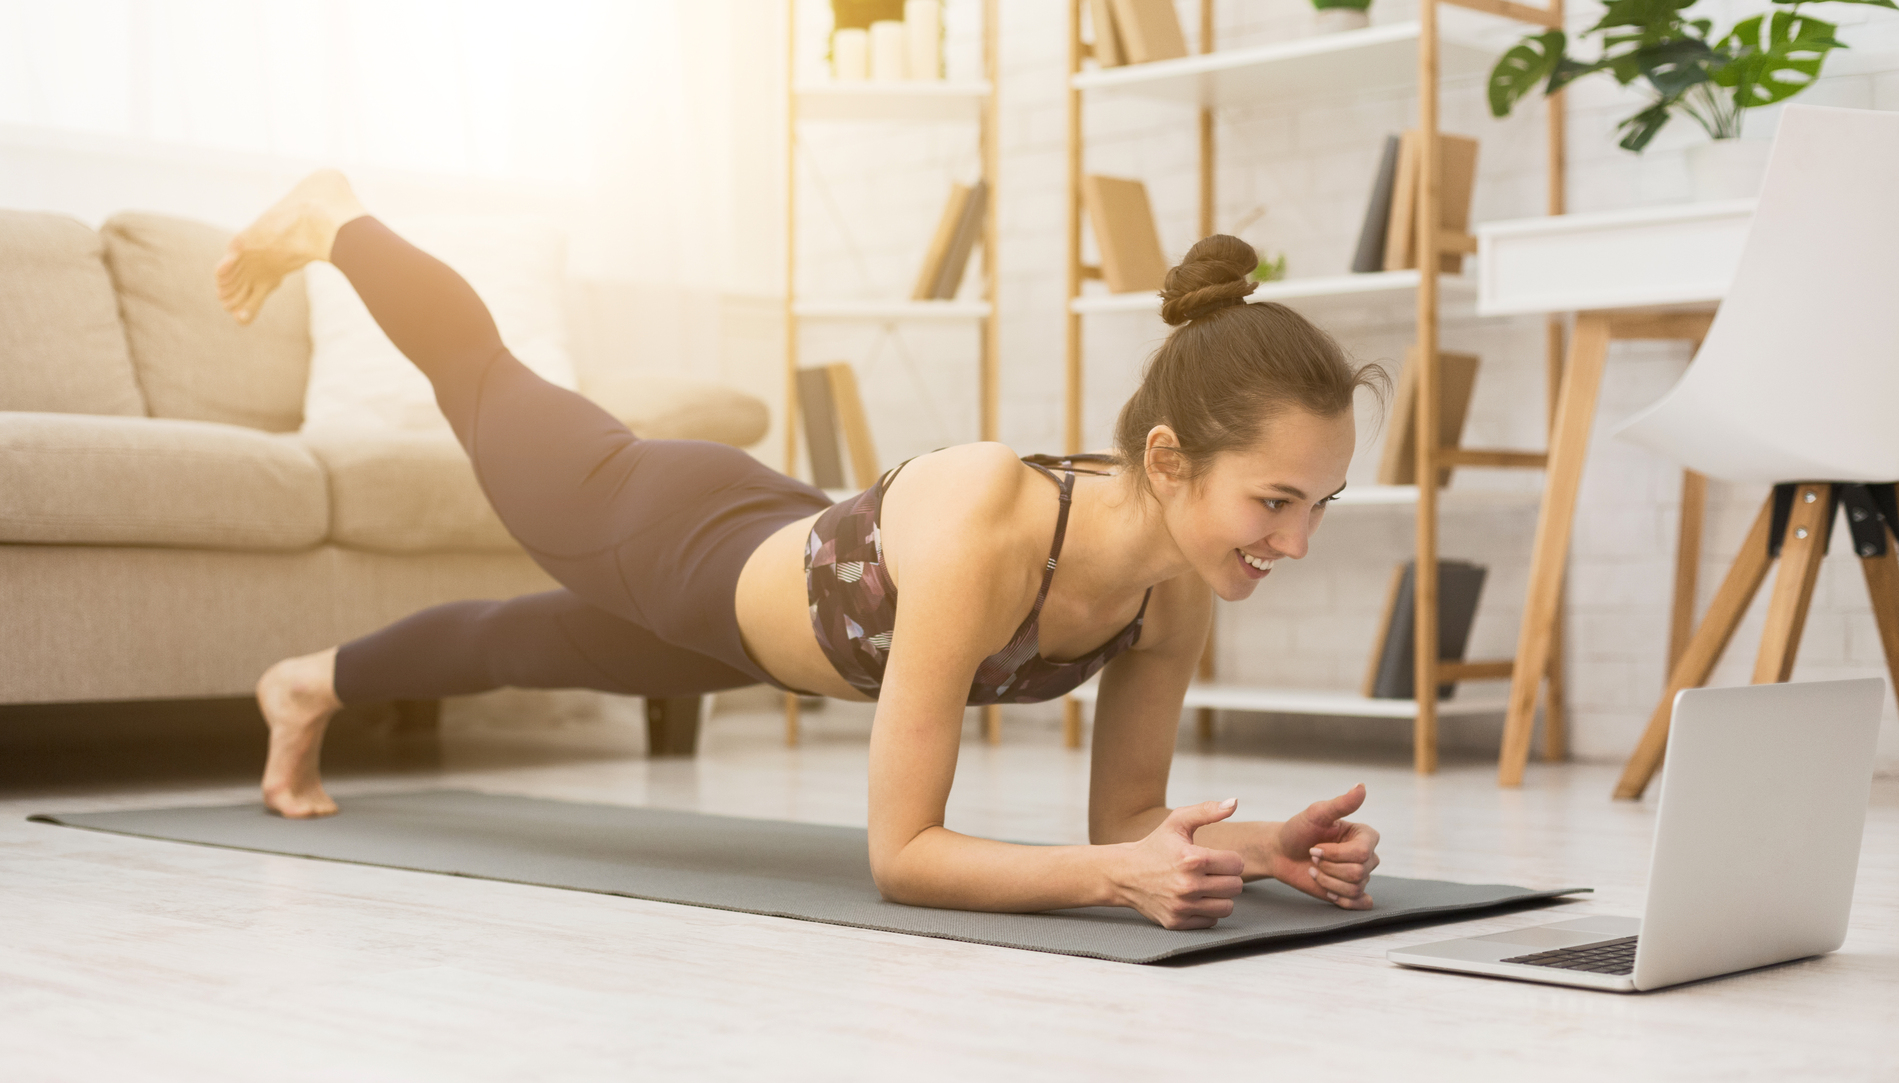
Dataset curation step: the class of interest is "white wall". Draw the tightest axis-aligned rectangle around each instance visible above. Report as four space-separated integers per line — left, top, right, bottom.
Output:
782 0 1899 769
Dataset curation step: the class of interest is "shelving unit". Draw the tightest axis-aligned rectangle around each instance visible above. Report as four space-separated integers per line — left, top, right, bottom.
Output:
783 0 1000 747
1062 0 1570 773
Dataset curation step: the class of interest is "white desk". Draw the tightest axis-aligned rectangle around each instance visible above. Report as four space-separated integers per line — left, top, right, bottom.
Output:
1473 200 1754 785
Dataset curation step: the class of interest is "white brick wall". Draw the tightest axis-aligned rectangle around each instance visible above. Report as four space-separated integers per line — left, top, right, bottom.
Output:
768 0 1899 769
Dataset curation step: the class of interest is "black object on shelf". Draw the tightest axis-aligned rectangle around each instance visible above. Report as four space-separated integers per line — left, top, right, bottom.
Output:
797 365 845 490
1368 559 1487 700
1351 134 1402 274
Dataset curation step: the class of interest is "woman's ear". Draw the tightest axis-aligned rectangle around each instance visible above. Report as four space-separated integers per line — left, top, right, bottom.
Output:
1144 424 1188 494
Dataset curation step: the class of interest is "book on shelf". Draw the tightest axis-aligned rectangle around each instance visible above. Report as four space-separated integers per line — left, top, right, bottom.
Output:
797 362 881 491
1363 560 1488 700
911 180 987 301
1381 130 1480 274
797 365 846 489
1377 346 1479 488
1108 0 1188 64
831 0 905 30
1351 134 1401 274
1088 0 1126 67
1081 175 1169 294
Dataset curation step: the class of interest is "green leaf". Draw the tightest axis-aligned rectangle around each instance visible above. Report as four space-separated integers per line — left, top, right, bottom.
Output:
1637 37 1719 96
1716 12 1843 107
1589 0 1697 35
1489 30 1566 116
1774 0 1896 8
1617 100 1675 150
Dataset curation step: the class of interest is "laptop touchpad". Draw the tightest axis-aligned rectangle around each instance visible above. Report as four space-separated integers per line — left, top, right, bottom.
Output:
1469 926 1599 948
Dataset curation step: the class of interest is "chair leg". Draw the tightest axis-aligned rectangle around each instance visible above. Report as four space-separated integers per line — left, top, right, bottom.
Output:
1500 312 1611 786
1858 540 1899 694
783 691 800 748
983 704 1002 745
1752 484 1833 684
1614 496 1778 799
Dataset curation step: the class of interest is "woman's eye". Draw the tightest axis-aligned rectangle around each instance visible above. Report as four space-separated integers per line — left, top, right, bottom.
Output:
1261 499 1286 511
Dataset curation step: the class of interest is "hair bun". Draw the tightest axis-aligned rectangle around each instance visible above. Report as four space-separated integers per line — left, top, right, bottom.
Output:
1159 234 1259 326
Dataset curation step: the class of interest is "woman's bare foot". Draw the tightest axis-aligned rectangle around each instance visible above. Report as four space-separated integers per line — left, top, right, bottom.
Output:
256 648 343 818
215 169 368 325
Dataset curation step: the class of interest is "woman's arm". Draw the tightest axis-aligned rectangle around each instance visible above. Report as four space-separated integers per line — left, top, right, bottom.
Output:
1086 576 1384 909
864 448 1245 928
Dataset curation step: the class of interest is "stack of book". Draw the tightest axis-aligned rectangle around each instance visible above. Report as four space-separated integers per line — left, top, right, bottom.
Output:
912 180 988 300
1351 130 1480 275
1087 0 1190 66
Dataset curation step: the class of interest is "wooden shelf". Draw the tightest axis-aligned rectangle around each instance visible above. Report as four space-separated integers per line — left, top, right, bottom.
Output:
1068 681 1510 719
1070 21 1497 108
792 299 991 321
794 82 992 123
1070 270 1479 327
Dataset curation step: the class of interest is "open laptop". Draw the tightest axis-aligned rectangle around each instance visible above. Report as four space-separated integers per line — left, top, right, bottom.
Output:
1388 678 1884 992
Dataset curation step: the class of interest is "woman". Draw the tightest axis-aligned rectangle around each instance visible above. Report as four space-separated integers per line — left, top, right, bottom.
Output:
218 171 1387 931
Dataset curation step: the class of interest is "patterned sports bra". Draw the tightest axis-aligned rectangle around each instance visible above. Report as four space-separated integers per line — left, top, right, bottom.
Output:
804 453 1152 705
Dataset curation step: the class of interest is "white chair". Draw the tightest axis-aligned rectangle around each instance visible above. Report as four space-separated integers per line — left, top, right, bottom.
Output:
1611 104 1899 799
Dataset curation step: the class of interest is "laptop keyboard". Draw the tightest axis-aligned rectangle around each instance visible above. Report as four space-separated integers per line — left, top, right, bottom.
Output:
1500 935 1639 976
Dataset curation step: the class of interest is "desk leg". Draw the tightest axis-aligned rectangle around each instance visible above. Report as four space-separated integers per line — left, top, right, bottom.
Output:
1499 312 1610 787
1669 470 1708 670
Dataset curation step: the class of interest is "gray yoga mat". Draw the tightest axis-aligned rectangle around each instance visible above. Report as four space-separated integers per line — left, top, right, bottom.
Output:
31 790 1587 964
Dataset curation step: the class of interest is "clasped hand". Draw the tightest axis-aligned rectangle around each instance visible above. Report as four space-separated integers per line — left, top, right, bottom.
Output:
1113 785 1381 929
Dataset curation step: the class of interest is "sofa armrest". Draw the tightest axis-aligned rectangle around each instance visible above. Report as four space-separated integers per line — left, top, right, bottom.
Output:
581 373 768 447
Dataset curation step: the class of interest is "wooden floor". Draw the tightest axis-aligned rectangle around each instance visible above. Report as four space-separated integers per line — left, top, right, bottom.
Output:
3 704 1893 1082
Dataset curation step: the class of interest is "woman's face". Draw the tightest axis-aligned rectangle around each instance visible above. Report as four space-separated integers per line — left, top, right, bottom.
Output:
1149 409 1356 602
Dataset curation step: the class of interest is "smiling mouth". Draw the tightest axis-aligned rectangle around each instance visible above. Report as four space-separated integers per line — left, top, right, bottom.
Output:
1237 549 1276 579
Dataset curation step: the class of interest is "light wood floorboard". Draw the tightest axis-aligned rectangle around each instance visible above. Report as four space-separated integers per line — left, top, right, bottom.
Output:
2 706 1893 1081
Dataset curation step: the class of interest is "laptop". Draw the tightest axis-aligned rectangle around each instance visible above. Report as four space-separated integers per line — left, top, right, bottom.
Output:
1388 678 1884 992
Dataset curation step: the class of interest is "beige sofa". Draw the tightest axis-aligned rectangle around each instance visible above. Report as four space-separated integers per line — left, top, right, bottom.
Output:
0 209 767 734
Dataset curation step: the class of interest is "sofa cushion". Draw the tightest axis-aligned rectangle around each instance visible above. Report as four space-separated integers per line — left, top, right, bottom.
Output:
101 212 311 432
0 412 327 550
299 429 517 554
581 372 770 447
0 211 146 417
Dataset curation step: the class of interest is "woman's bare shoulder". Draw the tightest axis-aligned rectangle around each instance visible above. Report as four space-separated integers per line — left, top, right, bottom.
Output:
890 442 1031 518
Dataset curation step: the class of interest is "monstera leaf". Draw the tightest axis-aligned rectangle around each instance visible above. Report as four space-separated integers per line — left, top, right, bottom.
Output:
1489 29 1566 115
1637 36 1720 95
1715 11 1844 106
1617 100 1677 151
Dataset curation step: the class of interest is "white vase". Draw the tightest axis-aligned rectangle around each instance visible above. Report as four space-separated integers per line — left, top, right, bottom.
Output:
1312 8 1371 34
1687 138 1772 202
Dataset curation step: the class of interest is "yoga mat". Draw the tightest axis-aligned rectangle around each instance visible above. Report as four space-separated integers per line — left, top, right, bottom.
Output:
31 790 1586 964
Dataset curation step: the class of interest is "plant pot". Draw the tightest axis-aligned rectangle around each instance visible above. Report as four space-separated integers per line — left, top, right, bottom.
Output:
1687 138 1772 202
1312 7 1371 33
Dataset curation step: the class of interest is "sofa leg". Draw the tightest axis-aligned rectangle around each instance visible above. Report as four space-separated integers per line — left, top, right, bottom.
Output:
645 695 701 757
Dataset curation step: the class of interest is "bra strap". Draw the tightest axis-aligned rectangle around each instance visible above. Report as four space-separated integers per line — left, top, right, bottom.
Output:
1026 470 1076 619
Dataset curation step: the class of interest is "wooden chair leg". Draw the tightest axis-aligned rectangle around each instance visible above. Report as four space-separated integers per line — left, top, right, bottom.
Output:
1670 470 1708 669
1614 496 1778 799
1062 697 1084 749
783 691 800 748
1500 312 1611 786
1752 484 1833 684
983 704 1002 745
1859 542 1899 694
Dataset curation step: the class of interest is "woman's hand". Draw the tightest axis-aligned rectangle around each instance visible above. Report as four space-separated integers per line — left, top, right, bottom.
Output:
1268 784 1381 910
1109 799 1247 929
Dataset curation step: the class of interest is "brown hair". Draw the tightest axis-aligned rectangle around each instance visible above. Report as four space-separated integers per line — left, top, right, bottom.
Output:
1113 234 1387 491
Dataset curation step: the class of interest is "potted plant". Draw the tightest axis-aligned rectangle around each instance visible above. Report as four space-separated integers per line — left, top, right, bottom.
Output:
1312 0 1372 35
1487 0 1893 196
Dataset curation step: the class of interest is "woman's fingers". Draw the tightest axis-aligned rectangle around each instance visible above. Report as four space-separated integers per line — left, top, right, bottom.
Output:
1307 865 1369 898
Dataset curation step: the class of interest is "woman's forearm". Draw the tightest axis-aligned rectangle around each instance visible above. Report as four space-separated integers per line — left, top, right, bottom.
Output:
872 826 1127 912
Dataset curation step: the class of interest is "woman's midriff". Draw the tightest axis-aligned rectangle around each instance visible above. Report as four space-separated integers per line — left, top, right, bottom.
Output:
734 511 875 701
